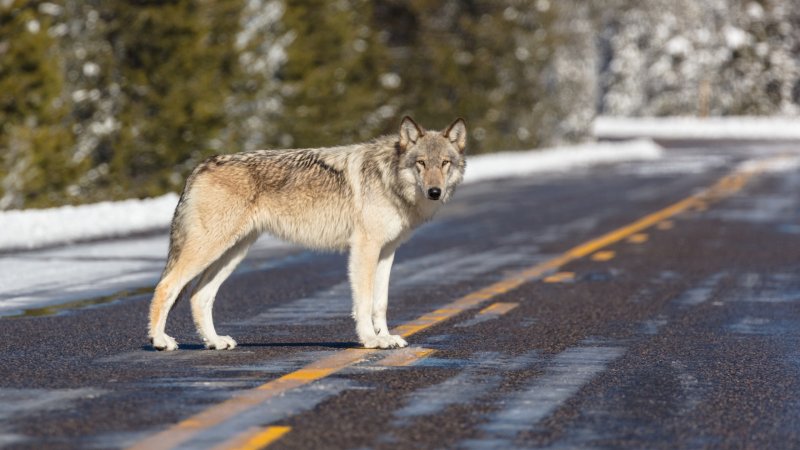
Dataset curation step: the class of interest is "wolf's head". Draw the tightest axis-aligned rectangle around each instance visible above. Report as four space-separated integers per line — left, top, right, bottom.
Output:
397 116 467 203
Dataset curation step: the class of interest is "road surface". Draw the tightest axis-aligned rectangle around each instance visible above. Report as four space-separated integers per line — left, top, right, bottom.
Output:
2 142 800 449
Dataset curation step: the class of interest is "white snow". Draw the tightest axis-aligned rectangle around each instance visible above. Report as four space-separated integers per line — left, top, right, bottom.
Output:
722 25 749 49
0 194 180 251
593 116 800 140
463 139 662 184
665 36 691 56
737 154 800 174
0 140 663 253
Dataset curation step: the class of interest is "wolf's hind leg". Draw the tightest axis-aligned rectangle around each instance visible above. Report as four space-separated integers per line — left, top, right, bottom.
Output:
148 272 188 351
148 228 246 350
372 247 407 348
190 233 257 350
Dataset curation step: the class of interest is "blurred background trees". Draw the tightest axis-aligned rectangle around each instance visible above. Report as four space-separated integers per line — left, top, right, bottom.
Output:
596 0 800 117
1 0 799 209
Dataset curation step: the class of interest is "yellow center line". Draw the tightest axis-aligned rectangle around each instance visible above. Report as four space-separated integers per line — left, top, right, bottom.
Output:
379 347 437 367
211 425 291 450
591 250 616 261
543 271 576 283
129 349 370 450
127 155 782 450
477 302 519 316
626 233 649 244
656 220 674 230
281 368 336 381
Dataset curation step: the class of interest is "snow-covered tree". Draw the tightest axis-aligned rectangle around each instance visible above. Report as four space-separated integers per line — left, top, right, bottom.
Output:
598 0 800 116
224 0 288 151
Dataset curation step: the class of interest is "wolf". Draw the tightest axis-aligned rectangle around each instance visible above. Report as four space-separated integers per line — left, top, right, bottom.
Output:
148 116 467 351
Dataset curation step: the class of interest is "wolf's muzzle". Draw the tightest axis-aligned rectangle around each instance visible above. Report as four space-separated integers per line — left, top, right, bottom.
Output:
427 187 442 200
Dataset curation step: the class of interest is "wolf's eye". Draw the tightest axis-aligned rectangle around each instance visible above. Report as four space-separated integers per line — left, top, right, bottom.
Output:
416 160 426 168
442 160 451 168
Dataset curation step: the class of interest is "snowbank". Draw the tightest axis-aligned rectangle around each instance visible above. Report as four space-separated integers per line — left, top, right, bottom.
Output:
593 116 800 140
0 194 180 252
463 138 662 184
0 139 662 251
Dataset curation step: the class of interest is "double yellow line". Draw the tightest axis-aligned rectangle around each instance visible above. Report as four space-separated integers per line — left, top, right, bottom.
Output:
129 156 781 450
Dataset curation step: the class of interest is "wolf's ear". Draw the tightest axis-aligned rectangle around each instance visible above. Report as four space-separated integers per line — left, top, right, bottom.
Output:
399 116 424 148
444 118 467 153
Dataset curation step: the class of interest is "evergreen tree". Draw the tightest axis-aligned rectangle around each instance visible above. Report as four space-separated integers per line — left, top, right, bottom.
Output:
278 0 394 148
374 0 564 153
58 0 117 204
224 0 288 152
97 0 245 199
0 0 82 209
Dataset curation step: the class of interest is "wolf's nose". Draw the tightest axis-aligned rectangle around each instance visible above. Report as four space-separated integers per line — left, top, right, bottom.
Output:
427 187 442 200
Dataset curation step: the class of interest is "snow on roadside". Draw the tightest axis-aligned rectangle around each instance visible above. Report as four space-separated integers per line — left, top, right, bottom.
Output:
0 194 180 252
593 116 800 140
737 154 800 174
0 139 663 252
463 138 662 184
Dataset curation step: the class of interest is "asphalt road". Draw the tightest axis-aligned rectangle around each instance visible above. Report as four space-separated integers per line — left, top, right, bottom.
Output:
2 142 800 449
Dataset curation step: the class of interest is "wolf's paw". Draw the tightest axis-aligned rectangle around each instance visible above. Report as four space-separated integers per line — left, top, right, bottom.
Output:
386 334 408 348
151 334 179 351
361 334 408 349
205 335 237 350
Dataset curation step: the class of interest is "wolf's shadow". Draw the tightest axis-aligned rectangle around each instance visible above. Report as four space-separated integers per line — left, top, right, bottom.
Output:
142 341 360 351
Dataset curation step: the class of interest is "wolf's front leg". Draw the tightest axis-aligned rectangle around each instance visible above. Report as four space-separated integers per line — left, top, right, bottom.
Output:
349 235 403 349
372 248 407 348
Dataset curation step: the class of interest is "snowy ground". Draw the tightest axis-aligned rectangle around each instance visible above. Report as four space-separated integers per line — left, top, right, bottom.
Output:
0 194 180 253
593 116 800 140
0 139 664 316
